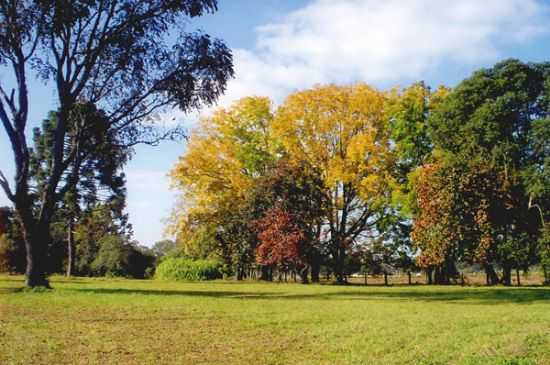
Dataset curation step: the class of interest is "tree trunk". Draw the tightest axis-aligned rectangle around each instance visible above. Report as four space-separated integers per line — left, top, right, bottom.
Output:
300 265 309 284
426 268 433 285
66 220 73 277
501 263 512 286
516 269 521 287
260 265 272 281
236 267 244 280
364 272 368 285
334 247 346 284
408 271 412 285
434 267 443 284
384 272 388 286
310 253 321 283
484 264 499 286
23 223 50 288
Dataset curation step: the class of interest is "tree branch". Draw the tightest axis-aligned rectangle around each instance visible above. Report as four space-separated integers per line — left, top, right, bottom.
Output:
0 170 14 202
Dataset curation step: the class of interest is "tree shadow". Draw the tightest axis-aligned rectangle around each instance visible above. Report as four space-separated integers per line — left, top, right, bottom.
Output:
70 286 550 305
72 287 281 299
309 288 550 304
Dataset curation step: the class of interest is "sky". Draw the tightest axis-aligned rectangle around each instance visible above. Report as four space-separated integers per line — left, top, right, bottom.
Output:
2 0 550 246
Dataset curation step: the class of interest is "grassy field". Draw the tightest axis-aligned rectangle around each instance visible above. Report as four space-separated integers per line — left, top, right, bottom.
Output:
0 275 549 365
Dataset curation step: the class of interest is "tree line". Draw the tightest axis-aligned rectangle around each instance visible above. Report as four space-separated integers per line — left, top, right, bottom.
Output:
170 59 550 286
0 2 548 287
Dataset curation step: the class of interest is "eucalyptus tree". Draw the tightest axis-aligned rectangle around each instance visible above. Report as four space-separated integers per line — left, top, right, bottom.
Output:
0 0 234 287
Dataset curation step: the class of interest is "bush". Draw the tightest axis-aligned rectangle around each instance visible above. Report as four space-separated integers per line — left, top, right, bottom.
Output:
155 258 222 281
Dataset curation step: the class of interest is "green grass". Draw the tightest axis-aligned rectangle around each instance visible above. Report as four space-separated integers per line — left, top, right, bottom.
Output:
1 275 549 365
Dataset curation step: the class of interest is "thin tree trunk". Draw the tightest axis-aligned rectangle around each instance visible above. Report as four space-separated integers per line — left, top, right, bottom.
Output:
516 269 521 287
408 271 412 285
426 268 433 285
384 272 388 286
66 220 73 277
311 252 320 283
300 266 309 284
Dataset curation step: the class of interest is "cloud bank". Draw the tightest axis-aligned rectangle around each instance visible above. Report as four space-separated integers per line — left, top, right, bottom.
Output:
214 0 548 109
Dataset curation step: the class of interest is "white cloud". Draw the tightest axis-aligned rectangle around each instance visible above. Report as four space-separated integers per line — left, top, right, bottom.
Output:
209 0 548 109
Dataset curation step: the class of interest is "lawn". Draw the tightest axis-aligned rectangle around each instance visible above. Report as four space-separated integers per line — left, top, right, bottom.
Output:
0 275 549 365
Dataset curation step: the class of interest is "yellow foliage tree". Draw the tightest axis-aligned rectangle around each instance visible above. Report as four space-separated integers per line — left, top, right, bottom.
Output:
169 97 276 263
272 84 395 283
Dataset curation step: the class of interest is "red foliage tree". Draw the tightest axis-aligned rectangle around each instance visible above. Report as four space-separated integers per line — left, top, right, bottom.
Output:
253 205 304 267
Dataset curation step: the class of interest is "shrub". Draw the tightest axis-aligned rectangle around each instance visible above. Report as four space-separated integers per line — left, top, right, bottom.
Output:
155 258 222 281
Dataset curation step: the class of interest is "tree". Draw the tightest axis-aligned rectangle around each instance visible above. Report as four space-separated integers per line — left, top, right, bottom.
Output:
427 59 550 285
272 84 395 283
0 0 234 287
387 82 449 179
540 227 550 284
170 97 275 279
30 106 129 276
151 239 177 261
73 200 131 276
253 205 305 281
0 206 25 273
410 161 462 284
250 159 326 282
90 235 154 278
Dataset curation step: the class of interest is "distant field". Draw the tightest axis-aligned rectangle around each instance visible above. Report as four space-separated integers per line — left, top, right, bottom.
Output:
1 275 549 365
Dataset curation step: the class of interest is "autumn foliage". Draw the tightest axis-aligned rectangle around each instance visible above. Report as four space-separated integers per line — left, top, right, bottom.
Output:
411 162 460 269
169 60 549 285
253 205 304 267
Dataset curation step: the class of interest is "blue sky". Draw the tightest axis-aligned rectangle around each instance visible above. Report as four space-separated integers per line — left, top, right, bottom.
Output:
2 0 550 246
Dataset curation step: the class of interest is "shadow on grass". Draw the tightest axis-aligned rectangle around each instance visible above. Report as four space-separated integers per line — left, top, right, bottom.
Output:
70 286 550 304
0 277 94 285
72 287 282 299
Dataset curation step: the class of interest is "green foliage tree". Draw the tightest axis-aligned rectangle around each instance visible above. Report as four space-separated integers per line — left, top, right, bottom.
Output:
151 239 178 261
0 0 234 287
73 201 131 275
30 106 130 276
0 207 26 273
424 59 550 285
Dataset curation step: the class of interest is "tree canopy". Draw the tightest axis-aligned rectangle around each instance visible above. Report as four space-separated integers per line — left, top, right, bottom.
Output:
0 0 234 287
